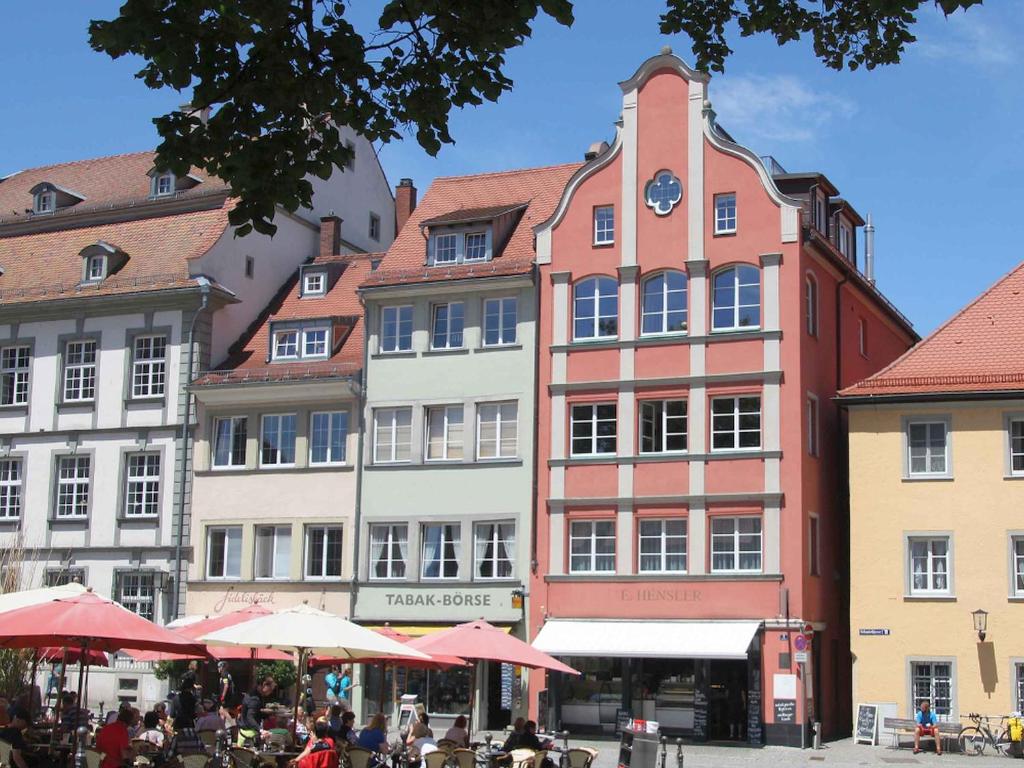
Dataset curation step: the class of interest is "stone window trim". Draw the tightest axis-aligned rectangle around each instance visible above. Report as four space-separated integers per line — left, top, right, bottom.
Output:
1002 413 1024 479
48 449 96 525
0 451 30 527
713 192 737 236
123 326 172 406
901 414 953 481
1010 658 1024 712
903 530 956 599
1008 531 1024 599
45 566 89 588
115 444 166 525
304 523 345 581
55 332 102 410
906 656 957 720
0 337 36 412
205 524 244 581
111 568 162 623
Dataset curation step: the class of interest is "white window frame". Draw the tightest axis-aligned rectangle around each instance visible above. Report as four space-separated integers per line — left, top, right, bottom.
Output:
303 327 329 358
710 516 763 573
907 535 952 596
260 414 297 467
639 400 687 454
34 190 55 214
55 456 90 519
305 525 343 580
0 458 23 520
309 411 348 466
373 407 412 464
570 403 617 457
573 276 619 341
86 255 105 282
430 302 465 350
425 405 464 462
254 525 292 581
805 273 818 337
154 172 175 197
433 233 459 264
593 206 615 245
711 265 761 332
369 523 408 580
303 272 325 295
115 571 156 621
477 402 518 460
380 305 413 353
909 660 955 719
569 519 616 573
206 526 242 580
905 418 951 478
1012 536 1024 597
1 345 30 407
212 416 248 469
710 396 761 452
1008 418 1024 477
474 521 516 580
714 193 737 234
124 453 160 518
482 296 518 347
421 523 461 580
131 335 167 399
63 340 97 402
640 271 688 336
838 221 852 257
638 518 687 574
464 232 488 261
806 394 820 457
1015 661 1024 712
272 329 299 360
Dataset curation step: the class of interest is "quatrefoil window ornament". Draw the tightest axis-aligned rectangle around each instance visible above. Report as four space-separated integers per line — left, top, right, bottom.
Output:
644 171 683 216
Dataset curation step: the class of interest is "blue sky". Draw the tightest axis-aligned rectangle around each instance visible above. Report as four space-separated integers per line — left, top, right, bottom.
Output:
2 1 1021 336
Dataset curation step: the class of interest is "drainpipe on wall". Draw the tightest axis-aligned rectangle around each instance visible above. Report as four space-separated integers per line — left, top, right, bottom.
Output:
171 276 211 620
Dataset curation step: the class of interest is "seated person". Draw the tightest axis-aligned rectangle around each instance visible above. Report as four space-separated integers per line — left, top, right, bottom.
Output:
356 714 390 754
502 718 526 752
913 700 942 756
292 721 337 768
0 706 33 768
137 712 166 749
326 708 357 745
405 713 433 745
407 722 437 762
96 708 134 768
443 715 470 748
516 721 549 752
59 692 89 734
195 700 224 733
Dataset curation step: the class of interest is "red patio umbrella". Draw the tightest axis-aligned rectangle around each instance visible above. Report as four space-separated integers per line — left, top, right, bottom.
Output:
129 604 293 662
38 646 108 667
406 620 579 674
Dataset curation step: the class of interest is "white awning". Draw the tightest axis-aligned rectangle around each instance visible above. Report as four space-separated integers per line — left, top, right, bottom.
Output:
532 619 761 660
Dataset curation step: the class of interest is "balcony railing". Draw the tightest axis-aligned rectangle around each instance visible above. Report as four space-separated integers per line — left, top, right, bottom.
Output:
759 155 787 176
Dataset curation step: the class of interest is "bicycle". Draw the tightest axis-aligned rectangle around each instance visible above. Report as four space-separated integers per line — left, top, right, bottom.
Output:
957 712 1012 756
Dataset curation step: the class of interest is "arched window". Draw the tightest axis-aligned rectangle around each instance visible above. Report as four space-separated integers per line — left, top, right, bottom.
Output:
574 276 618 340
805 272 818 337
641 271 688 335
711 265 760 331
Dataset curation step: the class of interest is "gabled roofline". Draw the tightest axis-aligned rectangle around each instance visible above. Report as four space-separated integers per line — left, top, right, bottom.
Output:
618 50 709 91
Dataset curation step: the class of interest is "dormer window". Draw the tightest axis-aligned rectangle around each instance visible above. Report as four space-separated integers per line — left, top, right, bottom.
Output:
303 271 325 296
30 182 85 215
154 172 175 197
79 241 126 285
34 190 55 214
273 330 299 359
838 220 853 258
86 255 105 282
271 323 331 361
427 229 493 266
814 193 827 234
465 233 487 261
434 233 458 264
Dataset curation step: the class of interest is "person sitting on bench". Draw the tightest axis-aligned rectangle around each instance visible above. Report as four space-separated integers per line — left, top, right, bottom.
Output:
914 700 942 755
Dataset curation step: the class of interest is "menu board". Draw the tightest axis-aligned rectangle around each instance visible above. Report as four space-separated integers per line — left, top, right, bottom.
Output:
855 703 878 745
692 661 709 741
773 699 796 724
747 665 763 745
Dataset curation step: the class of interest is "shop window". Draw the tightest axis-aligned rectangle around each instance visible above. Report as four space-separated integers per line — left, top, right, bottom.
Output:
910 661 953 719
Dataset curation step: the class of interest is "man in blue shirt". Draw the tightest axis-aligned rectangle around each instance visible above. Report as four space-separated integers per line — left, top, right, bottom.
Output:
914 699 943 755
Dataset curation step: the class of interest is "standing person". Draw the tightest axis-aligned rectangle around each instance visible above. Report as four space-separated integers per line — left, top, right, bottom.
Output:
238 677 277 747
174 674 198 730
324 667 340 706
337 667 354 707
443 715 469 748
217 662 236 709
913 700 942 755
0 706 33 768
96 708 133 768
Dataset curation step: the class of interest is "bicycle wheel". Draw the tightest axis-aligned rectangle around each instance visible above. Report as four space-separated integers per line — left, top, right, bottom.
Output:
958 726 986 756
995 729 1013 755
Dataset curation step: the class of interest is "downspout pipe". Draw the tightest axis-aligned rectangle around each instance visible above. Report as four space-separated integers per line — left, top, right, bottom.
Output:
171 276 211 619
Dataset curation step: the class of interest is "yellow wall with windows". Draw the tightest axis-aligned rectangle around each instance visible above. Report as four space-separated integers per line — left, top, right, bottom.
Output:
849 401 1024 724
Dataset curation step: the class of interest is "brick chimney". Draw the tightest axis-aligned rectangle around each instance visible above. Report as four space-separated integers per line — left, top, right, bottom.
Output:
395 178 417 234
319 215 342 258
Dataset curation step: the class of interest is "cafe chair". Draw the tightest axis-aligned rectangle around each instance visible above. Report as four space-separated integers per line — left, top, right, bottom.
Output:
182 755 213 768
531 751 548 768
83 747 104 768
229 746 262 768
452 749 476 768
435 740 458 753
565 749 597 768
199 732 219 750
423 752 449 768
0 739 13 768
508 749 535 768
344 746 374 768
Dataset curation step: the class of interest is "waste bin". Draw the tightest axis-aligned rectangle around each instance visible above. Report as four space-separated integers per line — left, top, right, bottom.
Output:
618 729 661 768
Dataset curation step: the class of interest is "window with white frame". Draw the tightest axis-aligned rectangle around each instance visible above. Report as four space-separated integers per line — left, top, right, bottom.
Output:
63 340 97 402
641 271 688 335
310 411 348 465
593 206 614 244
425 405 464 461
475 522 515 579
483 297 517 346
838 221 852 258
303 271 325 295
809 515 820 576
858 317 868 356
711 396 761 451
124 453 160 518
207 526 242 579
255 525 291 580
55 456 90 519
711 516 762 572
907 420 949 476
433 233 458 264
154 172 175 197
431 302 465 349
86 255 105 282
712 265 760 331
714 193 737 234
1009 420 1024 476
213 416 248 468
639 400 687 454
911 661 953 718
115 571 155 621
373 407 412 463
638 519 687 573
573 277 618 340
260 414 297 466
1013 537 1024 596
45 568 85 587
380 306 413 353
465 232 488 261
1 346 30 406
478 402 518 459
909 536 950 595
369 212 381 241
306 525 343 578
814 193 827 233
369 524 408 579
34 190 55 214
807 395 819 457
571 403 616 457
422 523 460 579
273 329 299 359
1015 663 1024 712
805 274 818 336
132 335 166 398
303 328 328 357
569 520 616 573
0 458 23 520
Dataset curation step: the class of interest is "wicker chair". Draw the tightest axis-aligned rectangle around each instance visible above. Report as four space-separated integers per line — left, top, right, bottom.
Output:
0 740 13 768
531 751 549 768
344 746 375 768
435 740 458 754
451 749 476 768
228 746 262 768
182 754 213 768
83 747 104 768
423 751 450 768
199 731 219 750
507 749 536 768
565 749 597 768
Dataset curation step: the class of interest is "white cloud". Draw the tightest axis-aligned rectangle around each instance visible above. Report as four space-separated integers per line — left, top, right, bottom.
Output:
916 10 1016 68
709 74 857 144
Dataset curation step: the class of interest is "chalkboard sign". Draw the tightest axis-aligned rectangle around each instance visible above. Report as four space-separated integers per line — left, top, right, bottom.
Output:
747 666 763 745
615 709 631 737
773 699 796 724
692 689 708 740
855 703 879 745
617 729 634 768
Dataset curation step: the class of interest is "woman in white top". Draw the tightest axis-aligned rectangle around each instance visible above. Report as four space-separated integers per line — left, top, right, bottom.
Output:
443 715 470 748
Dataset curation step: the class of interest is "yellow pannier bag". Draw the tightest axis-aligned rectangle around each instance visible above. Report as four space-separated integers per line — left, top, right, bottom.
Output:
1009 717 1023 742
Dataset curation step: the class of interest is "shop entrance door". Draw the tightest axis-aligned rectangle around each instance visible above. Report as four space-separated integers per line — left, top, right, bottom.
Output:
485 662 512 730
708 660 748 741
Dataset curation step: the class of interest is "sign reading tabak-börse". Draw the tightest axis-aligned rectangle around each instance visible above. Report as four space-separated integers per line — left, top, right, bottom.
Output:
354 584 523 621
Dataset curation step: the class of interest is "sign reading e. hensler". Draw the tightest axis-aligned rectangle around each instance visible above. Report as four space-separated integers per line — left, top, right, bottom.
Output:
619 588 702 602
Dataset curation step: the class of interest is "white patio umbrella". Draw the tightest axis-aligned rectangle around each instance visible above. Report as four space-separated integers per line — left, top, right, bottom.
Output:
0 581 89 613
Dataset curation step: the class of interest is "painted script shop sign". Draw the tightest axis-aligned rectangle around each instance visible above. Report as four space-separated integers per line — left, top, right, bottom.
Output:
355 584 523 622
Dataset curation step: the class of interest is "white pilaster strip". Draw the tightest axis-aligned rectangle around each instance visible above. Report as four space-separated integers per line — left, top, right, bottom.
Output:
763 502 781 574
687 78 707 263
689 503 706 575
550 394 566 462
621 89 639 268
781 205 799 243
759 253 782 498
549 506 566 575
616 503 633 574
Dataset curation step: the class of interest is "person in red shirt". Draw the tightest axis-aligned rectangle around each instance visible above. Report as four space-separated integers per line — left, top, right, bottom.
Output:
96 708 133 768
293 722 337 768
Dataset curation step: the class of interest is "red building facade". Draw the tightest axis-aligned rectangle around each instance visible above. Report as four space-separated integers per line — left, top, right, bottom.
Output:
528 52 916 746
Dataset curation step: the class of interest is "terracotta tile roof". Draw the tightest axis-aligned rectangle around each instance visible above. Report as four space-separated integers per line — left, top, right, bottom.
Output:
841 262 1024 398
0 206 231 304
363 162 582 288
420 203 528 227
0 151 225 225
194 253 378 386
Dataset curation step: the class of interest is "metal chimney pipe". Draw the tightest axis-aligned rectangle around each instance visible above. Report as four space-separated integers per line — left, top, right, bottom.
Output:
864 213 876 284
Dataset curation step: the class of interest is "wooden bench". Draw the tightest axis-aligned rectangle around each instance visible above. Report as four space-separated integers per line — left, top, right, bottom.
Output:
883 717 960 752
